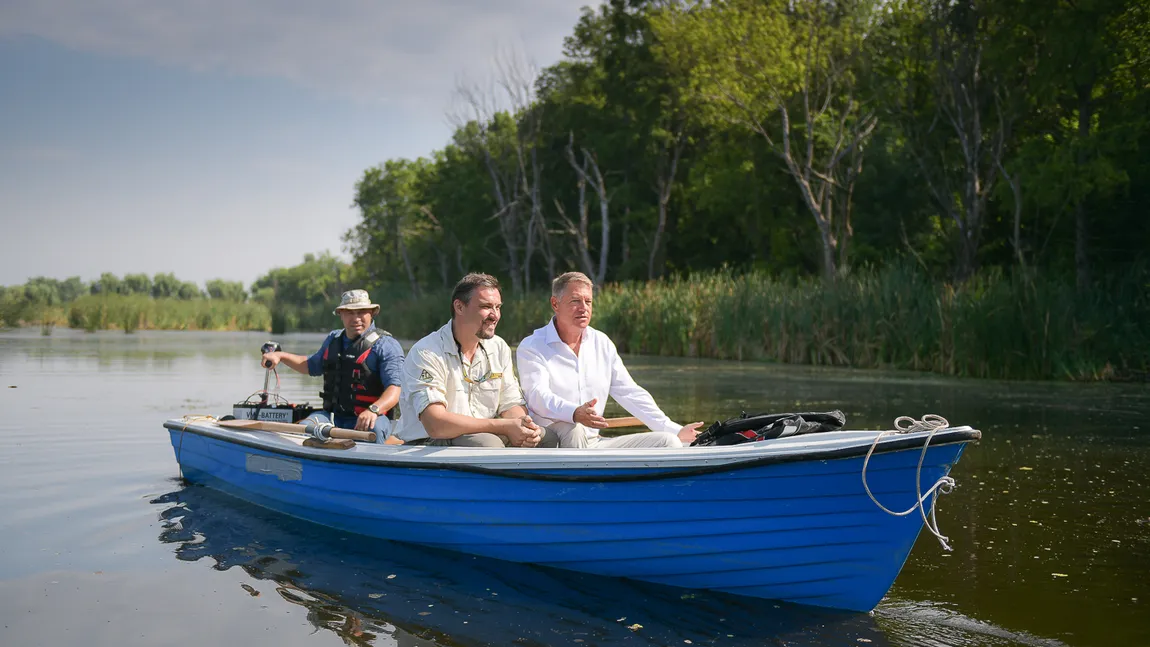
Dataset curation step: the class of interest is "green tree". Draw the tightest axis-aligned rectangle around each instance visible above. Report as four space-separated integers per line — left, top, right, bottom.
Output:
250 252 349 312
122 273 153 295
152 273 181 298
205 279 247 301
348 160 438 298
871 0 1037 280
653 0 878 280
177 281 204 300
1011 0 1145 289
336 0 1148 292
549 0 700 280
23 277 61 305
58 277 87 302
91 272 123 295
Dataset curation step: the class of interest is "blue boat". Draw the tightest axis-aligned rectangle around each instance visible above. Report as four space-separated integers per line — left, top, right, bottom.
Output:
162 418 979 612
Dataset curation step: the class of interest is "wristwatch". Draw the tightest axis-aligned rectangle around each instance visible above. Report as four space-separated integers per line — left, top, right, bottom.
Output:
368 404 381 415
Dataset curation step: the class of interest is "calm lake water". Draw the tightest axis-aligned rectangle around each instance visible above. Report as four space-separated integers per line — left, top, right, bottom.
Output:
1 328 1147 647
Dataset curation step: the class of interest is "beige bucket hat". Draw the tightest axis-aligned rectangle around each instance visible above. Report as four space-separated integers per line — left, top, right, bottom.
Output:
333 289 380 315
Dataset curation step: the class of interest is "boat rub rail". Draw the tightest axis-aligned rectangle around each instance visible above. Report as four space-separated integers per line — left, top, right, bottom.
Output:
163 419 980 483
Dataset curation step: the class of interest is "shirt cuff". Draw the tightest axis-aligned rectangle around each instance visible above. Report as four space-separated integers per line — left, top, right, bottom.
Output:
660 420 682 434
410 388 447 417
497 397 527 416
556 401 579 424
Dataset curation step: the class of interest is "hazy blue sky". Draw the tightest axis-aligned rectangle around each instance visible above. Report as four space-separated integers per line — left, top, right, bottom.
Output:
0 0 587 288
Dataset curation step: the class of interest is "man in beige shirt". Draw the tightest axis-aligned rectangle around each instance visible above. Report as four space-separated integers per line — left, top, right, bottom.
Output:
395 273 559 448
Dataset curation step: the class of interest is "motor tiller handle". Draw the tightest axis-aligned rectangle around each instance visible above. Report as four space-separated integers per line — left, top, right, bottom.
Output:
261 340 281 369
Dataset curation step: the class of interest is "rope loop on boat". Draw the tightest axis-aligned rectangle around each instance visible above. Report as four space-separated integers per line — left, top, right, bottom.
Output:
894 414 949 433
862 414 956 551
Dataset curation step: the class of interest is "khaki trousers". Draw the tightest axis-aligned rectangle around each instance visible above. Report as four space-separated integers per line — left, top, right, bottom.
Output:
426 427 559 448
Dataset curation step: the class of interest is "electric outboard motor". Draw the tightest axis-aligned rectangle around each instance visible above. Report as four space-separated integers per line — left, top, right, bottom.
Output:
230 340 315 423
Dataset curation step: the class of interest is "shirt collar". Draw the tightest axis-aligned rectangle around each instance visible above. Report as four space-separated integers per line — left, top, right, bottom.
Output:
436 321 458 356
438 320 488 357
545 317 587 345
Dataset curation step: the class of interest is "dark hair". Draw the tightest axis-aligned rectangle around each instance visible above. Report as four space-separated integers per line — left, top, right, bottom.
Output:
450 273 501 317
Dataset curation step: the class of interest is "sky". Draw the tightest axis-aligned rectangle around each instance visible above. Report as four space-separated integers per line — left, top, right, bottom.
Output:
0 0 589 288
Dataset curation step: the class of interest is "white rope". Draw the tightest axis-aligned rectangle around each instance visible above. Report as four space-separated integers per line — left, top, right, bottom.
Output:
861 414 956 551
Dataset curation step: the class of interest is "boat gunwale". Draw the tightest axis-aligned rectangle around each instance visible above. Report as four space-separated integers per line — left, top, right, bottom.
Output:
164 419 980 483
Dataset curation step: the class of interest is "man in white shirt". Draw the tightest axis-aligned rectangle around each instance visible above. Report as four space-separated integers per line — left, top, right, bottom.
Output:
517 271 704 448
396 273 558 448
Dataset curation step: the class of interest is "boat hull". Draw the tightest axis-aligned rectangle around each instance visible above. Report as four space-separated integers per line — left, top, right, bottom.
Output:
163 420 976 612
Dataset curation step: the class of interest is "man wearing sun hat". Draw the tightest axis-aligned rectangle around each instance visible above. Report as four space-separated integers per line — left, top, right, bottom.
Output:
261 289 404 442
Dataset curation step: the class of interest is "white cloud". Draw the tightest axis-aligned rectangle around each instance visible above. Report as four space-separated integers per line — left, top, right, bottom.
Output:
0 0 590 106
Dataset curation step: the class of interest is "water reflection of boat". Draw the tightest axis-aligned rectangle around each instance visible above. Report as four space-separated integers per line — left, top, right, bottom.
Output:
153 482 894 647
162 417 980 612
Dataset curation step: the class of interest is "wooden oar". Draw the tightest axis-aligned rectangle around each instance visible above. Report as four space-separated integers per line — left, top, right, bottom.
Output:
220 417 639 441
218 419 376 443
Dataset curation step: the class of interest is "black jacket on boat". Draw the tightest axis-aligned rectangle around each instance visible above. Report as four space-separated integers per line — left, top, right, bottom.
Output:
320 328 395 419
691 410 846 446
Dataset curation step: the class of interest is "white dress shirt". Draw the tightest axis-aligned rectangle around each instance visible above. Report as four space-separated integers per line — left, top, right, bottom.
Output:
396 321 526 442
516 320 680 443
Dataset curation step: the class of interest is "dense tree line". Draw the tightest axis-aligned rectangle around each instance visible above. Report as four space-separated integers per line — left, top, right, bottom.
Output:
0 273 249 327
0 273 248 306
343 0 1149 294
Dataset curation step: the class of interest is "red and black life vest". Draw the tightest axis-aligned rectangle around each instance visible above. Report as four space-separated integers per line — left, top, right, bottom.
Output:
320 328 394 419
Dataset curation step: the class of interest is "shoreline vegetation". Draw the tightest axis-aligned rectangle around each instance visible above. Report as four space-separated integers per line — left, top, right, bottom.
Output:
4 265 1146 382
4 5 1147 382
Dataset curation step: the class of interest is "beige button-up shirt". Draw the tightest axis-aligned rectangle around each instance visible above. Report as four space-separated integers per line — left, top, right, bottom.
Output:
395 321 526 442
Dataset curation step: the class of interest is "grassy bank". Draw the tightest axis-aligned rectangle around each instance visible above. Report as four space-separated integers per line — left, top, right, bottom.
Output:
375 265 1147 381
7 267 1146 381
65 295 271 332
591 266 1149 380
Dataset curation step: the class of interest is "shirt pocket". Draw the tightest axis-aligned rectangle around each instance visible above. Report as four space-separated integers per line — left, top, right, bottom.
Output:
473 377 503 412
475 377 502 394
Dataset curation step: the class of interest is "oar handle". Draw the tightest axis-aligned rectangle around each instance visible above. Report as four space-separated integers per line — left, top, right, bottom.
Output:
604 416 643 429
326 428 376 442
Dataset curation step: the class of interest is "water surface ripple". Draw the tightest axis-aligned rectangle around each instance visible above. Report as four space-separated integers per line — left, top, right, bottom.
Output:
1 329 1146 647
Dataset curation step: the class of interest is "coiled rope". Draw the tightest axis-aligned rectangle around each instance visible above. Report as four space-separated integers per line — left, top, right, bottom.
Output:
861 414 956 550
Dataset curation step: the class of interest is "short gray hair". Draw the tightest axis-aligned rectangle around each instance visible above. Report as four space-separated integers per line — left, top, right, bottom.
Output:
451 273 501 317
551 271 594 299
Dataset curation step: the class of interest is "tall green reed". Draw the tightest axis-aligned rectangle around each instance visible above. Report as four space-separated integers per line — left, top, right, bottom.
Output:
67 295 271 332
591 265 1148 381
122 265 1145 381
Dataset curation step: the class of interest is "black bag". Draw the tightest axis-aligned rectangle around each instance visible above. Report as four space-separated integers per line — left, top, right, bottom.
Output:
691 410 847 446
